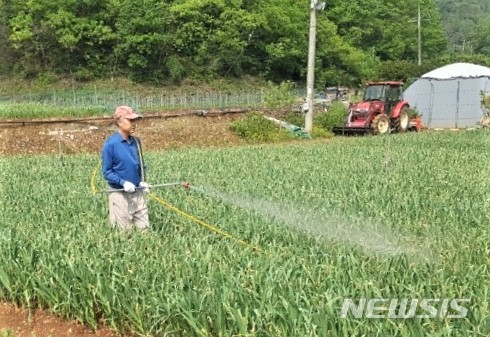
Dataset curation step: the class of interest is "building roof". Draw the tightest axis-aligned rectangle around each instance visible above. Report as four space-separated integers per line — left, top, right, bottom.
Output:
421 62 490 80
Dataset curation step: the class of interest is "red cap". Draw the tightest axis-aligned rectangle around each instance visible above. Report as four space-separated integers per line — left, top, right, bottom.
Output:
113 106 142 120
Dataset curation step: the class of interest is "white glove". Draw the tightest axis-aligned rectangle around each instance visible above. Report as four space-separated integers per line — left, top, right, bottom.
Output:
123 181 136 193
139 181 150 194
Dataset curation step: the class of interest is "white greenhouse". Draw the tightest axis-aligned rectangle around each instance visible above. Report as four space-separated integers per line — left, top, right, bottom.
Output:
403 62 490 128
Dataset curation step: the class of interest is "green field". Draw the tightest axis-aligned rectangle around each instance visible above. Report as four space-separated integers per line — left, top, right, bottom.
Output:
0 130 489 336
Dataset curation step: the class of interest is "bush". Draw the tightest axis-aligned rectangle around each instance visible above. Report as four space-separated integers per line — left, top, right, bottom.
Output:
282 112 304 127
310 126 333 138
315 101 348 131
407 107 420 118
230 101 344 143
262 81 297 109
74 68 95 82
230 112 296 143
281 112 334 139
482 92 490 109
378 60 433 82
35 72 59 87
282 110 340 137
166 56 187 84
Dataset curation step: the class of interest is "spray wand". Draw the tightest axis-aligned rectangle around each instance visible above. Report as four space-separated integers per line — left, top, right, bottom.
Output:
106 181 191 193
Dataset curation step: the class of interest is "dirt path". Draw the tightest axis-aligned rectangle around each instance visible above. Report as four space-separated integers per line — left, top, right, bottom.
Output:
0 113 246 156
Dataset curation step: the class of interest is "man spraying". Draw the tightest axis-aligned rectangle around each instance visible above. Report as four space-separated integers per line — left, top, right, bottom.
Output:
101 105 150 230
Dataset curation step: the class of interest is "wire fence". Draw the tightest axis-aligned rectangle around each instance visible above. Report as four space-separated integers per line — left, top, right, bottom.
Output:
0 89 268 111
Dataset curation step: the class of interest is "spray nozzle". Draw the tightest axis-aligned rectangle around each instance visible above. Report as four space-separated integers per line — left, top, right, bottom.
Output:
181 182 191 190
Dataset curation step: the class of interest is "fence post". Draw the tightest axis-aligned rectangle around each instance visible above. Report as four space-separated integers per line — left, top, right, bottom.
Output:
72 85 76 107
455 80 460 128
428 80 434 128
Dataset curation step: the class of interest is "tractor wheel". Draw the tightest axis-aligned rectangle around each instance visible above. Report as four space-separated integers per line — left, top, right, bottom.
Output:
391 106 409 133
371 114 390 135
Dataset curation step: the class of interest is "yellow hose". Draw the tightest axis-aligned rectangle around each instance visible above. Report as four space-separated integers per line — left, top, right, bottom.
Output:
91 160 268 255
90 160 102 195
148 193 266 254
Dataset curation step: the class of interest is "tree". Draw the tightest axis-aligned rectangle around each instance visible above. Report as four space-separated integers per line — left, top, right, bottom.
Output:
436 0 489 53
469 16 490 56
8 0 116 77
239 0 308 81
108 0 171 82
326 0 447 62
167 0 259 80
0 0 18 75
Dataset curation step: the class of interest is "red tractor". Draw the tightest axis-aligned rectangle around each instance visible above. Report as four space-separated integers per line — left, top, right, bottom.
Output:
333 81 419 135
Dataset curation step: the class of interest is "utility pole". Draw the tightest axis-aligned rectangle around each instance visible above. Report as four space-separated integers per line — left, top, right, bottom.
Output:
305 0 317 133
305 0 325 133
417 3 421 65
411 2 428 65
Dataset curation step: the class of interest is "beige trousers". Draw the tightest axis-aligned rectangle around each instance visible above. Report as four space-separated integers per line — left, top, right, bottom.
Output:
108 190 150 230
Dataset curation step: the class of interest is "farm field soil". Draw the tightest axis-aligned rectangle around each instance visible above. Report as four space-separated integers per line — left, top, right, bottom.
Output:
0 113 246 156
0 302 118 337
0 113 248 335
1 125 489 336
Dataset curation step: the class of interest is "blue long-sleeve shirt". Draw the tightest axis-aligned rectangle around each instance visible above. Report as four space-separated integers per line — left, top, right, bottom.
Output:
101 132 145 189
